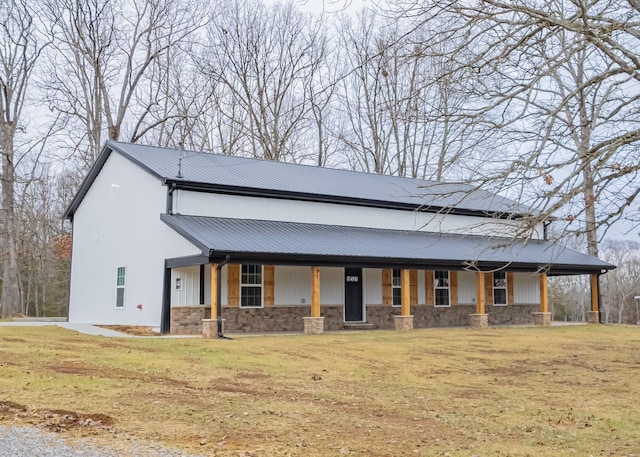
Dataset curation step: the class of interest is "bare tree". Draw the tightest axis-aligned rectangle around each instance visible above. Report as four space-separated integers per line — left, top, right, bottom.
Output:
200 0 326 162
43 0 205 166
0 0 48 318
599 240 640 324
383 0 640 256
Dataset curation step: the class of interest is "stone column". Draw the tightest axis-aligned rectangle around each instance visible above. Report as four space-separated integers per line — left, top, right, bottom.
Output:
202 318 224 338
532 312 551 326
303 316 325 334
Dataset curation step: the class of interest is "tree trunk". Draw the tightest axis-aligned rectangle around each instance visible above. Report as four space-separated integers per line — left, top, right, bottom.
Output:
1 124 22 318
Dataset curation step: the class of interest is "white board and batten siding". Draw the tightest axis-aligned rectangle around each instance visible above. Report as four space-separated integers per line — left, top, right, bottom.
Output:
68 152 200 326
173 190 545 239
456 271 540 305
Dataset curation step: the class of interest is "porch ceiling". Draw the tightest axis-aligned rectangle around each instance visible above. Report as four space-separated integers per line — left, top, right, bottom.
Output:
161 214 615 275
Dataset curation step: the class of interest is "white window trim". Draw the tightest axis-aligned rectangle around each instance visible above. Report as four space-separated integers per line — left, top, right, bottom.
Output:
391 269 401 307
115 265 126 310
434 270 451 308
240 264 264 308
493 272 508 306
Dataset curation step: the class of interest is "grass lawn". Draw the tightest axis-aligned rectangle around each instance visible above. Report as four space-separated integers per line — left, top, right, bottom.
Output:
0 325 639 456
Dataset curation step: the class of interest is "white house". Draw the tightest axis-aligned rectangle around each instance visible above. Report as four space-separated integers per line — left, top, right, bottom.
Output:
64 141 614 335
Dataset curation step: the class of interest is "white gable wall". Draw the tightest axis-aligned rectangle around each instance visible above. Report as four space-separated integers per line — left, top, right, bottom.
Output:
173 190 544 239
69 153 200 326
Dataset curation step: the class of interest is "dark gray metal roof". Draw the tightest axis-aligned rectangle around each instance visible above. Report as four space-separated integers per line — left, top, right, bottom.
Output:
161 214 614 275
102 141 531 216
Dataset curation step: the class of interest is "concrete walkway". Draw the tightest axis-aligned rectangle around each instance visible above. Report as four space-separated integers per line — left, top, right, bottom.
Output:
0 320 133 337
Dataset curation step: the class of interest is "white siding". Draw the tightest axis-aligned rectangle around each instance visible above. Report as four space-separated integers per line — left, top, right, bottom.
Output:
320 267 344 305
68 153 200 326
275 266 311 305
417 270 425 304
174 190 544 239
513 273 540 304
457 271 477 304
171 266 200 306
363 268 382 304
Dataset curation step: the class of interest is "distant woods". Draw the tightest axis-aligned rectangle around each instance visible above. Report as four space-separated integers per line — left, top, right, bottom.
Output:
1 0 638 318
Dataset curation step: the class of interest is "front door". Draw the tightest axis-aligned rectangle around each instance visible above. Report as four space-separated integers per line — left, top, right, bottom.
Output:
344 268 363 321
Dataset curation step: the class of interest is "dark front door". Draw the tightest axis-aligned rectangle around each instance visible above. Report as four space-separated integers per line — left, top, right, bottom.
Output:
344 268 363 321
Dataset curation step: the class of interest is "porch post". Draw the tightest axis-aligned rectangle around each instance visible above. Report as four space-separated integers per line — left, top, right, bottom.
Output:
587 273 600 324
469 272 488 328
394 268 414 330
202 263 221 338
211 264 218 320
533 272 552 326
304 266 324 334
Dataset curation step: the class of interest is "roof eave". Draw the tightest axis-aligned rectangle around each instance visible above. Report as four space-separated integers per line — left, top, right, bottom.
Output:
165 179 530 220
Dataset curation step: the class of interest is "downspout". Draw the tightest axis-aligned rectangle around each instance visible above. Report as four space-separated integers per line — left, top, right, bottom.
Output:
217 255 231 339
543 220 552 241
166 183 176 215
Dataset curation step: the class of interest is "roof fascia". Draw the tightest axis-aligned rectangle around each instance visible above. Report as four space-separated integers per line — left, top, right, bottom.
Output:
205 250 613 275
63 140 166 221
159 213 210 252
63 143 114 220
166 179 525 220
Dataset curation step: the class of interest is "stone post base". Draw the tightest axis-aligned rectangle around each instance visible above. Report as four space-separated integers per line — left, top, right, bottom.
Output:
586 311 600 324
532 312 552 326
202 318 224 338
469 313 489 329
393 315 414 331
303 317 325 334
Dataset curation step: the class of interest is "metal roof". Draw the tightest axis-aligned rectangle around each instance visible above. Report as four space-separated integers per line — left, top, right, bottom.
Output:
102 141 531 216
161 214 614 275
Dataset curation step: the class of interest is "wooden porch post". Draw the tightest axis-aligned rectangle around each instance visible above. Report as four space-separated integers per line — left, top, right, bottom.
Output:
203 263 219 338
587 273 600 324
401 269 411 316
470 272 488 328
394 268 414 330
304 266 325 334
533 272 552 326
210 264 218 319
311 266 321 318
539 272 548 313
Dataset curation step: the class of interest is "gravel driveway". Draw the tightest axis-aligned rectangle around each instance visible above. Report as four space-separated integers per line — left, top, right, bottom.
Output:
0 426 205 457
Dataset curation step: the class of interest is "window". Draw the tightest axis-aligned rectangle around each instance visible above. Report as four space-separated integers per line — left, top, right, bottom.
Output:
434 270 450 307
115 266 126 309
392 269 402 306
493 271 508 305
241 264 262 307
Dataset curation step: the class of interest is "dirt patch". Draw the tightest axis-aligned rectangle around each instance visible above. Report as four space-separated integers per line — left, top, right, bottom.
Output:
0 400 28 419
2 337 27 343
98 325 160 336
42 409 115 432
0 401 114 434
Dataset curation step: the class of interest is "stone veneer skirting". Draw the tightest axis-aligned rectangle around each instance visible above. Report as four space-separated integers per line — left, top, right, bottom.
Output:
171 306 211 335
170 303 540 334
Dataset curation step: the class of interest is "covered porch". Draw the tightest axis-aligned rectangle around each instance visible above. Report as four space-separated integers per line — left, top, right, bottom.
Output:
159 215 613 335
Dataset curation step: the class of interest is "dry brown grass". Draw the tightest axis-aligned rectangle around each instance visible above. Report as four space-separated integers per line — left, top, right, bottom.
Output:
0 325 639 456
